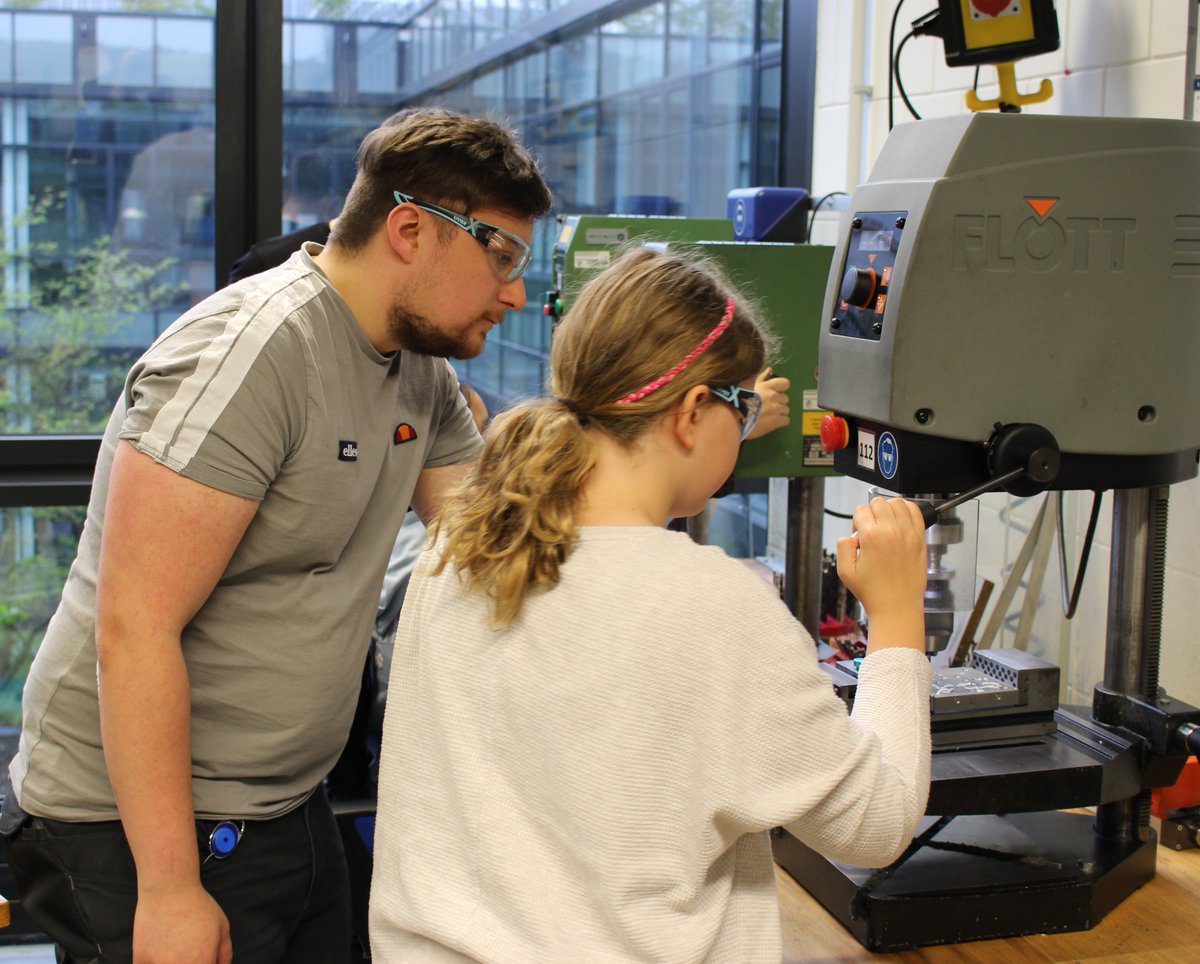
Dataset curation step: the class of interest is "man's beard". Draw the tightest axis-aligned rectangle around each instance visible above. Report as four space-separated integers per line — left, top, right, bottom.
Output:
387 303 485 360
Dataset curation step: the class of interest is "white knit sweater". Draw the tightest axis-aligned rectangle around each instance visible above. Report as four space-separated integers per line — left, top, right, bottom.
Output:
369 526 931 963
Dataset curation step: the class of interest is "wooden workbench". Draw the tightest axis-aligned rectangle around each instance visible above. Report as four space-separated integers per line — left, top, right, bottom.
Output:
776 837 1199 962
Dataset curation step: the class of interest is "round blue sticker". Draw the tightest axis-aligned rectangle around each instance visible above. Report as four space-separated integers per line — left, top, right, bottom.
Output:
208 821 242 859
878 431 899 480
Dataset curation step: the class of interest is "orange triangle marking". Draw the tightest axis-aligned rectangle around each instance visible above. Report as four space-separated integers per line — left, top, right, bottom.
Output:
1026 197 1058 218
868 253 877 263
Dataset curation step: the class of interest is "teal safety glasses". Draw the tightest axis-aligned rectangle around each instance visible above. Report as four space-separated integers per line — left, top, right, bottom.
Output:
393 190 531 283
709 385 762 441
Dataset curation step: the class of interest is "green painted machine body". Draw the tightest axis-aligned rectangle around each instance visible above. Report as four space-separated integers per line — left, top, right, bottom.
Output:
546 215 733 317
678 241 836 480
546 216 834 479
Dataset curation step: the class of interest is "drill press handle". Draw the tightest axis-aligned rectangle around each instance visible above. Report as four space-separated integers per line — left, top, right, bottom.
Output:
921 424 1061 528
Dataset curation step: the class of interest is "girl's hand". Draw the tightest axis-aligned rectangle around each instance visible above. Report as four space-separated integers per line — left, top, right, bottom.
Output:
836 497 927 652
745 368 790 440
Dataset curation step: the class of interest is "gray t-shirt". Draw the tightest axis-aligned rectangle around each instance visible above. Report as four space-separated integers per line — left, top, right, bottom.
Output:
10 245 482 820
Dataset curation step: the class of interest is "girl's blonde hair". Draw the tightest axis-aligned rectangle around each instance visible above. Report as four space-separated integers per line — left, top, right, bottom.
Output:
428 246 774 626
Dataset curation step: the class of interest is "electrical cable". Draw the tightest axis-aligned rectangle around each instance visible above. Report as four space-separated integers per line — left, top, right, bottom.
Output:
807 190 848 239
824 508 855 521
890 5 941 129
1056 489 1103 620
894 30 922 121
887 0 909 131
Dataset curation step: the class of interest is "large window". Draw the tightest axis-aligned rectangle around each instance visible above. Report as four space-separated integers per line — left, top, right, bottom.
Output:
1 4 216 732
0 0 814 760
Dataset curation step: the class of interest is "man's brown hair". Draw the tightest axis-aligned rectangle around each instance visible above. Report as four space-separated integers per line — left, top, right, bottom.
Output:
331 107 552 252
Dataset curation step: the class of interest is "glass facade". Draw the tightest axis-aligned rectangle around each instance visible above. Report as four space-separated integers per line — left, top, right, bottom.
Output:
399 0 786 408
1 2 219 727
0 0 806 731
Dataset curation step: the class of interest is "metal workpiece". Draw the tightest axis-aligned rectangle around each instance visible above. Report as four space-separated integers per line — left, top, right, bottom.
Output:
931 648 1061 717
931 667 1021 711
835 645 1065 751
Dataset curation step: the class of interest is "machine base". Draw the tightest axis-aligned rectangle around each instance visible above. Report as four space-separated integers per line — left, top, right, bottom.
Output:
772 810 1157 952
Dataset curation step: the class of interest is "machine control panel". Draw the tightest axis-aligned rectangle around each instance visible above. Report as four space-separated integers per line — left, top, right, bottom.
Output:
829 210 907 341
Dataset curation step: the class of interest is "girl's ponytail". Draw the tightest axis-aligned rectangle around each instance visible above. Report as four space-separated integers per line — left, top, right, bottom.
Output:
428 397 593 627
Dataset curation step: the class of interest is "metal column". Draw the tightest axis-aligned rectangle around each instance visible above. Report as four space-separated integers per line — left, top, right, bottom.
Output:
783 476 826 639
1094 486 1170 842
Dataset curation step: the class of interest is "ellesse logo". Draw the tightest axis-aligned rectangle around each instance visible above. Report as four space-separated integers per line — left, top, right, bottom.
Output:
394 423 418 445
338 440 358 462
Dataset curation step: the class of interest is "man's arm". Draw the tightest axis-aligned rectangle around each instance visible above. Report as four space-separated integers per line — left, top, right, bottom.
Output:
409 461 474 525
96 440 257 963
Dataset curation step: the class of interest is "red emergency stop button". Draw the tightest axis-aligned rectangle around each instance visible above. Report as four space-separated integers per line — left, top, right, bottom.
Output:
820 414 850 452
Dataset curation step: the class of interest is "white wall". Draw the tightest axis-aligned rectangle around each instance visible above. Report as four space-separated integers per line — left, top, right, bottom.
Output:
810 0 1200 708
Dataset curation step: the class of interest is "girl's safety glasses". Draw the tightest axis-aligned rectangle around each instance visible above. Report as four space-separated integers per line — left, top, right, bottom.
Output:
709 385 762 441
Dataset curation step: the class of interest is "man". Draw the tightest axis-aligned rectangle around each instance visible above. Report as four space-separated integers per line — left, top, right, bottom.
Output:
2 108 552 963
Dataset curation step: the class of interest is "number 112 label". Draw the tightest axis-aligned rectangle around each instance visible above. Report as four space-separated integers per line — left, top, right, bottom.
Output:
857 429 876 471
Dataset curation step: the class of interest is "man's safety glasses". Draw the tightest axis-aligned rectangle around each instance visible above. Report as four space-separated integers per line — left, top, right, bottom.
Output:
393 190 531 283
709 385 762 441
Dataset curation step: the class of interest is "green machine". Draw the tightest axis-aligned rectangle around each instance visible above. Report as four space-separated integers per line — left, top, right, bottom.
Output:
543 217 835 481
681 241 834 482
543 214 733 318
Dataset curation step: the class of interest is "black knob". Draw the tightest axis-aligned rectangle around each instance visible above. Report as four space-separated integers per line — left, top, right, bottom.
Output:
839 266 877 308
1178 722 1200 757
986 423 1062 497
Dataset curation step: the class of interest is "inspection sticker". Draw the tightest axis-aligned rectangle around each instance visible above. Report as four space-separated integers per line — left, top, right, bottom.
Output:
574 250 610 269
857 428 876 471
803 437 834 467
801 411 825 435
584 228 628 244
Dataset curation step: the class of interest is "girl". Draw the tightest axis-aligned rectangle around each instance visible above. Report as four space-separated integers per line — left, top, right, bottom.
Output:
370 246 931 962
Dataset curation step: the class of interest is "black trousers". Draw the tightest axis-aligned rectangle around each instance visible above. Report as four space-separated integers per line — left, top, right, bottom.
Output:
2 787 352 964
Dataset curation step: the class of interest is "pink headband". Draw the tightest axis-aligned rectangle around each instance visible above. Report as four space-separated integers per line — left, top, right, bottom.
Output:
612 298 736 405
